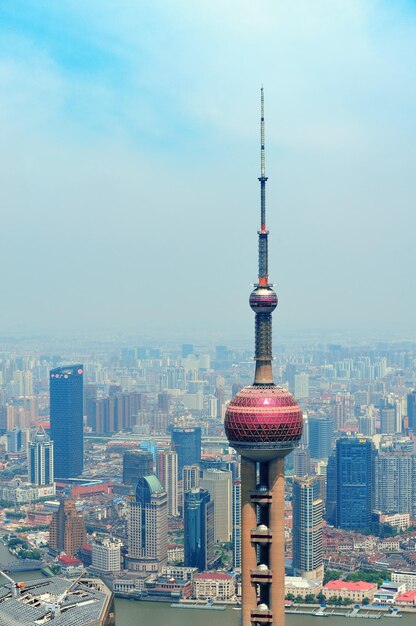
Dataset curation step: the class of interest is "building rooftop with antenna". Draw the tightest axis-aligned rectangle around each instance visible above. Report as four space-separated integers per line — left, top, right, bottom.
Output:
0 575 115 626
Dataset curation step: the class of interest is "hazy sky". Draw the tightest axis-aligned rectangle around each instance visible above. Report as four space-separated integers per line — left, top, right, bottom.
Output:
0 1 415 341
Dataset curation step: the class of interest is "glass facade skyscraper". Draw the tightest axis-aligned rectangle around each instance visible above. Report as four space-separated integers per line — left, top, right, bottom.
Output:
184 488 215 571
335 437 374 531
171 427 201 476
308 416 334 460
50 364 84 478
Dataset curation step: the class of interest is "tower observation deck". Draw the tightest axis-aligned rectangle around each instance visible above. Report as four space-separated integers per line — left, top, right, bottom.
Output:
224 90 303 626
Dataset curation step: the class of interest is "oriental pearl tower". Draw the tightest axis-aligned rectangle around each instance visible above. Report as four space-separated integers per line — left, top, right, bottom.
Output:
225 90 303 626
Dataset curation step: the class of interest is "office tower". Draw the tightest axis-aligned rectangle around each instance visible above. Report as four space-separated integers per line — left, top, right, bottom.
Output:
50 365 84 478
224 91 303 626
294 447 310 477
6 428 22 453
183 464 200 492
200 469 232 543
358 411 376 436
325 454 337 525
184 488 215 571
171 427 201 476
335 438 374 531
232 480 241 570
157 450 179 517
292 476 324 581
28 425 54 486
92 536 122 573
286 363 297 394
294 373 309 400
49 499 86 557
308 416 334 460
127 475 168 572
375 452 415 516
123 450 153 486
380 404 396 434
407 390 416 434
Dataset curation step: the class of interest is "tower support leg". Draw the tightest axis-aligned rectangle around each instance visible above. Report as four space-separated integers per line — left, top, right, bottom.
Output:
241 457 257 626
269 457 285 626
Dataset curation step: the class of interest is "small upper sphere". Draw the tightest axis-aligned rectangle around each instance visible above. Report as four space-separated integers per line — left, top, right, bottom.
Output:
249 286 278 314
225 385 303 461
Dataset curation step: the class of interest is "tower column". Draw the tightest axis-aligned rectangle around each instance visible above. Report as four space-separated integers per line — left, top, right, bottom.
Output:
268 457 285 626
241 457 257 626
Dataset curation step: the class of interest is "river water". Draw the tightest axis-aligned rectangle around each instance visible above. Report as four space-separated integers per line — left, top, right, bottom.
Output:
0 542 414 626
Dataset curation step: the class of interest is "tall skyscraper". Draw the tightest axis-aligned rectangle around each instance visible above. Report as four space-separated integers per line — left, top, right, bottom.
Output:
28 425 54 486
308 416 334 460
157 449 179 517
294 373 309 400
375 451 415 516
184 488 215 571
224 90 303 626
50 365 84 478
123 450 153 486
171 427 201 476
6 428 22 453
127 475 168 572
292 476 324 581
232 480 241 570
325 454 337 525
335 437 374 531
293 447 310 477
407 390 416 434
49 499 86 557
380 404 396 434
200 468 232 543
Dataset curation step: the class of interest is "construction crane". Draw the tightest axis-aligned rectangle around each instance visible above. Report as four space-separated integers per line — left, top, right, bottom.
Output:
0 570 26 597
47 572 84 619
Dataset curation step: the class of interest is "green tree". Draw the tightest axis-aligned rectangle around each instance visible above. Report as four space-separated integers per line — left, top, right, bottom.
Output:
324 570 342 585
362 598 370 606
304 594 316 604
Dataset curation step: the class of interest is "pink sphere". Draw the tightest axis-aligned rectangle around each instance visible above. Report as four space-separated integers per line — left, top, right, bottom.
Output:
225 385 303 460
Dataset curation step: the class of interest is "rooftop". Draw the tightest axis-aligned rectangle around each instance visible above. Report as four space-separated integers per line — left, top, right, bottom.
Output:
194 573 233 580
324 580 377 592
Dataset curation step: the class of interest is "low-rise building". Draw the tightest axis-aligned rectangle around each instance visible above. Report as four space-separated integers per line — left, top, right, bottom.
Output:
392 570 416 591
285 576 322 599
143 575 193 601
161 565 198 580
193 573 235 601
323 581 377 603
92 536 122 574
395 590 416 607
373 583 406 605
57 554 84 577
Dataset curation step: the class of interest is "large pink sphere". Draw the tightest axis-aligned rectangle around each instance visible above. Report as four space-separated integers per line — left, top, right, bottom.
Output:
225 385 303 460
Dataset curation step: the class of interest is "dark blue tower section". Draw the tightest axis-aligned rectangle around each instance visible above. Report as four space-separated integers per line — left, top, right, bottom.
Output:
171 427 201 477
50 364 84 478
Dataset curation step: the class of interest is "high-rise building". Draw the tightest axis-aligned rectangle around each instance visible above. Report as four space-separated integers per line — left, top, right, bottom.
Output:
6 428 22 453
157 450 179 517
127 475 168 573
293 447 310 477
184 488 215 571
375 451 415 516
232 480 241 570
224 90 303 626
92 535 122 574
50 365 84 478
182 464 200 493
28 425 54 486
49 499 86 557
407 390 416 434
200 469 232 543
294 373 309 400
171 427 201 476
292 476 324 581
335 438 374 531
308 416 333 460
123 450 153 486
380 404 396 434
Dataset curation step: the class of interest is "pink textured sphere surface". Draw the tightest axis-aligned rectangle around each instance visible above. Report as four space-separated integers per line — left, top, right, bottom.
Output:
225 385 303 445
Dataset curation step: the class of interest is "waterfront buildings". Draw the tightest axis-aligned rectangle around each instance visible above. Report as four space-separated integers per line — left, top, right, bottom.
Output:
27 424 54 487
224 89 303 626
127 475 168 572
335 437 374 531
171 427 201 476
292 476 324 581
92 536 122 574
193 572 236 601
50 364 84 478
122 450 153 487
183 487 215 571
200 468 232 542
49 498 86 557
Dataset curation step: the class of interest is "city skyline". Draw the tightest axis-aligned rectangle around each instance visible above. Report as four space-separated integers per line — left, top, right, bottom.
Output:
0 1 415 337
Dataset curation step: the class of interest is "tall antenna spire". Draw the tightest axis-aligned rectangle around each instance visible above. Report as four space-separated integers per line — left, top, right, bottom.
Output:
249 87 278 385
